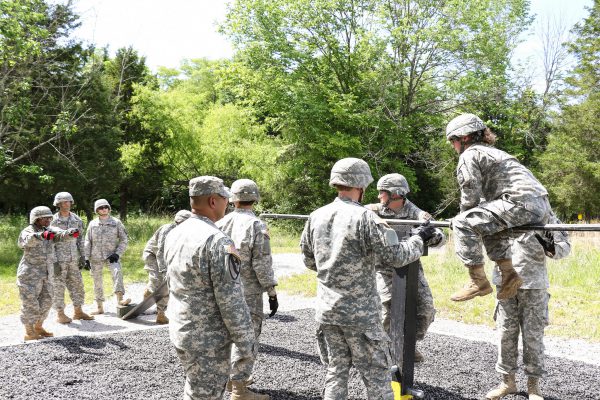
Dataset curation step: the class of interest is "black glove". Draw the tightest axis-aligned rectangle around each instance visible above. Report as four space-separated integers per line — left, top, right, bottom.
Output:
84 260 91 270
78 256 86 270
535 231 555 255
412 221 436 243
107 253 119 263
268 295 279 317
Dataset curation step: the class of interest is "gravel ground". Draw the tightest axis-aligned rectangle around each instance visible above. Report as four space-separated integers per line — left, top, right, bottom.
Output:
1 308 599 400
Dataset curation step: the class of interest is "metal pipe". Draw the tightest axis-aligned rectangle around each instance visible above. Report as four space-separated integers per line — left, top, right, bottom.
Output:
259 213 600 232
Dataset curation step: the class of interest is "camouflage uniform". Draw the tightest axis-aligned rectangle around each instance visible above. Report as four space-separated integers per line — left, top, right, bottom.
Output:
365 201 445 339
17 224 68 324
217 208 277 380
491 215 570 378
143 222 176 312
453 143 551 265
51 212 86 310
84 216 128 302
165 176 255 400
301 196 424 400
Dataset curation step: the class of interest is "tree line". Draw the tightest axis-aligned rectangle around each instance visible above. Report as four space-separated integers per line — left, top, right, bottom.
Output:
1 0 599 221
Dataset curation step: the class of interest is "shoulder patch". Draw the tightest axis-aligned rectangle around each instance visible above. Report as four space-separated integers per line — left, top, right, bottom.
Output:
225 244 241 280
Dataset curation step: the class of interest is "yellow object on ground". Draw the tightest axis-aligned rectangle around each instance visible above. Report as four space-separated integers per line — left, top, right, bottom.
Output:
391 380 413 400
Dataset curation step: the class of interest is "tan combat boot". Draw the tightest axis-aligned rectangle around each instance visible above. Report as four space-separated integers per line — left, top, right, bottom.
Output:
34 321 54 337
227 377 254 393
230 380 269 400
143 288 153 299
116 291 131 306
24 324 42 341
485 373 517 400
450 264 493 301
91 301 104 315
496 259 523 300
73 305 94 320
156 310 169 325
527 377 544 400
56 309 72 324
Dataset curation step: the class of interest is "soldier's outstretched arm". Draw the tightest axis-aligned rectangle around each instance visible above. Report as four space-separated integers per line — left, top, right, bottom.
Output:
300 219 317 271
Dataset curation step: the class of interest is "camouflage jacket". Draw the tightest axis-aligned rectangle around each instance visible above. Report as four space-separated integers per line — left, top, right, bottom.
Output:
84 216 128 261
457 144 548 212
300 197 424 329
17 225 69 282
51 212 84 262
365 201 445 301
216 209 277 295
164 215 255 356
143 222 176 274
492 214 571 289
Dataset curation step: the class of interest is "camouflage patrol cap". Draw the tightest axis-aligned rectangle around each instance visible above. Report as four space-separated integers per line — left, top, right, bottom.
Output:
377 173 410 197
174 209 192 224
94 199 111 212
30 206 53 224
329 158 374 189
189 176 231 198
446 113 486 140
230 179 260 202
53 192 74 206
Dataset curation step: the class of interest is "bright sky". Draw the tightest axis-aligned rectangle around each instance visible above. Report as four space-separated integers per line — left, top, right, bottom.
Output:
72 0 593 84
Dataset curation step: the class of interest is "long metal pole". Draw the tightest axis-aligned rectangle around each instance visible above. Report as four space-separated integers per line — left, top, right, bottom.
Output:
260 213 600 232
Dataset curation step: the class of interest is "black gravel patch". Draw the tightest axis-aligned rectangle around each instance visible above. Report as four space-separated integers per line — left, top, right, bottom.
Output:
1 308 598 400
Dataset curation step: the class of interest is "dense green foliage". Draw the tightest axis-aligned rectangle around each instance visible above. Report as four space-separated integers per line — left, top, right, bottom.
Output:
1 0 599 219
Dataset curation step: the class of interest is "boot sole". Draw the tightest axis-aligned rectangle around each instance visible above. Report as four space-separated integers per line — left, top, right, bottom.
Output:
450 286 493 302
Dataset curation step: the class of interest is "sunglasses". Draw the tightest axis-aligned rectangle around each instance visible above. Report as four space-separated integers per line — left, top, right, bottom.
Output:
97 205 110 210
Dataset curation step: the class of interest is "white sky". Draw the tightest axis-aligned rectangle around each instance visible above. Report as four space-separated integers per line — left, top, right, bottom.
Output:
72 0 593 86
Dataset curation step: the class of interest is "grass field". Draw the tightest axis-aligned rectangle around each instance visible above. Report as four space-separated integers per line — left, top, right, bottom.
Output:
2 215 599 342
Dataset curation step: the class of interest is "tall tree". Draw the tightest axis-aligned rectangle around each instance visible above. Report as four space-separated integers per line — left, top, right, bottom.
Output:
538 1 600 219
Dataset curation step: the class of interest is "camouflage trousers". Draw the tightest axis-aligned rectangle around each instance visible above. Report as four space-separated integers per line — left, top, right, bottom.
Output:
494 289 549 378
146 269 168 312
174 344 231 400
381 266 435 341
89 260 125 302
316 324 394 400
453 196 551 265
18 275 53 325
230 293 263 380
53 260 85 310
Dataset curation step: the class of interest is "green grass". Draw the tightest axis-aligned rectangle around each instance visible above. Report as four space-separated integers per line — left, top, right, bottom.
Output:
277 232 600 342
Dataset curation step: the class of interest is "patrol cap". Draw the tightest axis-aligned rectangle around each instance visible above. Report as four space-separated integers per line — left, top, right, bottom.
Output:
189 176 231 198
174 209 192 224
30 206 53 224
230 179 260 202
329 158 374 189
53 192 74 206
94 199 111 212
446 113 486 140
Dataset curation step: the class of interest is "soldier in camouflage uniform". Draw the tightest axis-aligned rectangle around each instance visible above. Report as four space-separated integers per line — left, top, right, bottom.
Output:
141 209 192 324
51 192 94 323
17 206 76 340
486 213 570 400
165 176 261 400
84 199 130 315
300 158 435 400
216 179 278 393
446 114 552 302
365 173 446 362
